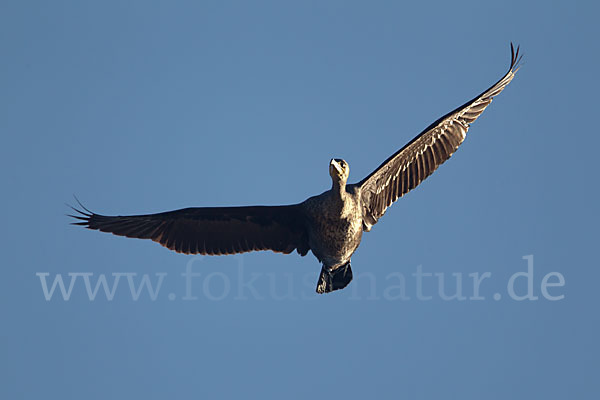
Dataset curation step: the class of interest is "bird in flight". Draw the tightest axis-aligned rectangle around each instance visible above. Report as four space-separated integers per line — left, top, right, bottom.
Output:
70 44 522 294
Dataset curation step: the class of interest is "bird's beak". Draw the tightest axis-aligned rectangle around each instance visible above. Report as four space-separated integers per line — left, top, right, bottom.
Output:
330 159 343 175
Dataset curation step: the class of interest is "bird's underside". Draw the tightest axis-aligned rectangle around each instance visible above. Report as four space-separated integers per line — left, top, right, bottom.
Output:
70 44 522 294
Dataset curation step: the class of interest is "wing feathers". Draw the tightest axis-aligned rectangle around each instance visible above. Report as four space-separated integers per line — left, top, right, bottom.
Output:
359 44 521 230
71 204 310 256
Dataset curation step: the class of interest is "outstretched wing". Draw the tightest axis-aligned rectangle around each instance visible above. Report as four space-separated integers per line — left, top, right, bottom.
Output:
70 202 310 256
357 43 522 231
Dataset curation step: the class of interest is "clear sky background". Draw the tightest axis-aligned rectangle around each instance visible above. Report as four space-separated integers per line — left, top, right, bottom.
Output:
2 1 599 399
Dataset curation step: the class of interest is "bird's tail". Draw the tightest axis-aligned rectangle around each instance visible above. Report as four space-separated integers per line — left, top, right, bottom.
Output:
316 262 353 294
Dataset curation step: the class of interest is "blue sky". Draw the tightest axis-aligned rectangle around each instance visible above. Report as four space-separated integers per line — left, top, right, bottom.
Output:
2 1 599 399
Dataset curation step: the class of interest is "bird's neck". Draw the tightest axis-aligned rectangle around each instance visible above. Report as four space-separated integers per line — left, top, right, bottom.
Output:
331 180 347 203
329 180 354 218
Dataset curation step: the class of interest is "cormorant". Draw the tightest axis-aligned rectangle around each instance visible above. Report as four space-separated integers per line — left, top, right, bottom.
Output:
70 44 522 294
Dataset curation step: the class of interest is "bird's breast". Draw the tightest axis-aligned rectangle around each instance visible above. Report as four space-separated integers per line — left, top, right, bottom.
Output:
302 192 364 267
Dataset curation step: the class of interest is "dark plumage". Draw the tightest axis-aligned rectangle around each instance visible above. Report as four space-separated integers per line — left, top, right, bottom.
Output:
70 44 522 294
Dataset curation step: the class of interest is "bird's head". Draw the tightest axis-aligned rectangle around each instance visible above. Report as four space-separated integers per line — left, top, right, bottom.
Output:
329 158 349 184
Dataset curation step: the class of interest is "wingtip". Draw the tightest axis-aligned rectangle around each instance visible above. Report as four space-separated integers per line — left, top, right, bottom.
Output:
509 42 524 72
66 195 96 227
70 221 91 226
66 213 90 221
73 195 93 214
66 204 91 217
